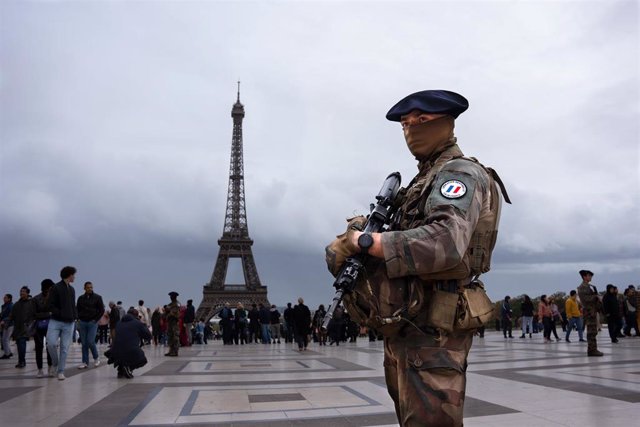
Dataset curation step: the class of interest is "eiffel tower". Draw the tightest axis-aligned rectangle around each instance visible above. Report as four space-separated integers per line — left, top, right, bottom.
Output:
196 83 270 321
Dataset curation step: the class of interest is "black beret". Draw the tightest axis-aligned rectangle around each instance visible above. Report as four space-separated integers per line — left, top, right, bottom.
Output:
579 270 594 277
386 90 469 122
168 291 179 297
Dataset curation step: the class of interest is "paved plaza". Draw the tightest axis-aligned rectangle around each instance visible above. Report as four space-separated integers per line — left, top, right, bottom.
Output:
0 331 638 426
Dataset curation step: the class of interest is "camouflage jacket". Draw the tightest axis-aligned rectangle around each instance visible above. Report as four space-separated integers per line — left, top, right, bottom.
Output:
343 143 503 332
577 281 601 319
167 301 180 323
381 143 495 280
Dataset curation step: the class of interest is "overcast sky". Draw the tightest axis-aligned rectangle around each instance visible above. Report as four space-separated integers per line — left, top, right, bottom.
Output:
1 0 638 311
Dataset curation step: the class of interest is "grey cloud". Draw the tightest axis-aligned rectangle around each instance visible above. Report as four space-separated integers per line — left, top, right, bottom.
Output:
1 1 638 309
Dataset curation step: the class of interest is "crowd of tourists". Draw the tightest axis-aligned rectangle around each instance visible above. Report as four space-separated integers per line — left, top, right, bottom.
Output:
0 266 371 380
498 284 639 343
4 265 637 379
214 299 363 351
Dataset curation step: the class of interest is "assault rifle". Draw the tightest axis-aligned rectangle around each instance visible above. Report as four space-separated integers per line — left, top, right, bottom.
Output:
322 172 402 331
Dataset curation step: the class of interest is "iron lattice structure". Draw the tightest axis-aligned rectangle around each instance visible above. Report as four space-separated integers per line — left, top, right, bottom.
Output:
196 84 270 321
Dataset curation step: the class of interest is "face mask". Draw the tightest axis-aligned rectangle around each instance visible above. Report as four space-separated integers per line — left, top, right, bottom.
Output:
403 115 455 160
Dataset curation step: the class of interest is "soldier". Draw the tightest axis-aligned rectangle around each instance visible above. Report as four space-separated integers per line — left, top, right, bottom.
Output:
577 270 604 356
326 90 509 426
165 291 181 357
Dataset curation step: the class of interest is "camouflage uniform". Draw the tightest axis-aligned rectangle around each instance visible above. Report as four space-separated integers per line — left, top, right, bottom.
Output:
376 143 501 426
577 281 601 355
326 91 508 426
166 300 180 356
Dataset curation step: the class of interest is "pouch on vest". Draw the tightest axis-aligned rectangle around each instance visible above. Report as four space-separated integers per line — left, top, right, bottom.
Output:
425 290 459 333
456 280 494 330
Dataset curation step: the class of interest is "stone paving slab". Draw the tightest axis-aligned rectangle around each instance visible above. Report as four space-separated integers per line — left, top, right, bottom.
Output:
0 331 638 426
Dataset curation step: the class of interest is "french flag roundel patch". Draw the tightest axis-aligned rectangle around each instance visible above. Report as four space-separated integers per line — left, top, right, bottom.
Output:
440 180 467 199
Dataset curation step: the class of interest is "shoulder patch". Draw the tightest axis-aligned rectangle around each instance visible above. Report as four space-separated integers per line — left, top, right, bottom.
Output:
440 180 466 199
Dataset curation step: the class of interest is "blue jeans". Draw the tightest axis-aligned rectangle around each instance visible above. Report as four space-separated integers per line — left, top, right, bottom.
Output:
78 320 99 364
261 324 271 344
46 319 74 373
566 317 584 340
1 325 13 356
16 337 27 365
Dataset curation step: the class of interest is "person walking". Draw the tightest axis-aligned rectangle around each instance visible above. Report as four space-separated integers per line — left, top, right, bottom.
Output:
97 308 110 345
327 305 344 346
549 298 561 341
151 307 162 345
603 284 621 343
313 304 327 345
269 305 282 344
519 295 534 338
136 300 151 345
565 290 585 343
258 303 271 344
234 303 248 345
33 279 54 377
623 287 638 336
0 293 14 359
183 300 195 346
108 301 120 343
538 295 553 343
76 281 104 369
219 302 233 345
165 292 180 356
502 296 514 338
248 303 260 343
10 286 35 369
292 297 311 351
46 266 78 380
283 302 294 343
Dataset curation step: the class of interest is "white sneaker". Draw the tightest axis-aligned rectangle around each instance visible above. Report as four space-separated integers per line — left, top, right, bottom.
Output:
77 363 88 369
48 366 56 377
93 359 101 367
57 372 66 381
36 369 44 378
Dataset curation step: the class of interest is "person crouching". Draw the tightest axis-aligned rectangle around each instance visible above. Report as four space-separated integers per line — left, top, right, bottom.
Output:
105 308 151 378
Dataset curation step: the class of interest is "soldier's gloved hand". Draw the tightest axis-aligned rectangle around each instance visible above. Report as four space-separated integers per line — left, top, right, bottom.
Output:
325 215 367 276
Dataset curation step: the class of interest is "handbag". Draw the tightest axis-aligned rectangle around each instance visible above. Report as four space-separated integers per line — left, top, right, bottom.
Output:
36 319 49 330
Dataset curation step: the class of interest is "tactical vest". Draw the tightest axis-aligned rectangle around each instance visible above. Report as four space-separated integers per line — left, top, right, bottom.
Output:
342 144 510 334
386 144 509 279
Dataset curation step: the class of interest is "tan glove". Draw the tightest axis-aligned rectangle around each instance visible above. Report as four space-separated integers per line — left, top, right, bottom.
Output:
325 215 367 276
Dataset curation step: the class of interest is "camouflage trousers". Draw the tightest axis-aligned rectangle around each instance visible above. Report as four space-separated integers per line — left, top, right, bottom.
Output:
384 328 474 427
585 315 599 354
168 321 180 355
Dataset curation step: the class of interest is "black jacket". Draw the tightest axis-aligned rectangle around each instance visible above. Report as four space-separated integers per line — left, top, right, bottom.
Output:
248 307 259 325
603 293 620 320
183 304 195 323
33 292 52 320
77 292 105 322
521 300 534 317
48 281 77 322
270 309 281 325
10 297 35 339
284 307 294 324
105 314 152 369
109 307 121 326
292 303 311 335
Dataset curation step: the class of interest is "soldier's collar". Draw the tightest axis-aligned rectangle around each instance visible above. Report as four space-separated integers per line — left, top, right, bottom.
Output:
417 140 463 172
